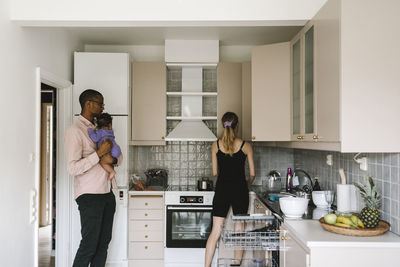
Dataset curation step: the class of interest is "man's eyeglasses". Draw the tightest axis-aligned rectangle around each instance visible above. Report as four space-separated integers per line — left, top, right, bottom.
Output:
90 100 105 107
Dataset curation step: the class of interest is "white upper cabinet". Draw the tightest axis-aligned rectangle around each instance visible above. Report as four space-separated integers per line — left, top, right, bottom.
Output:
312 0 400 152
131 62 166 145
73 52 130 115
290 24 317 142
252 42 291 142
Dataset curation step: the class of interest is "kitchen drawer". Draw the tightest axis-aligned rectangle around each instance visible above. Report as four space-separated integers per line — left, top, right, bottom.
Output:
129 195 164 210
130 230 163 242
129 209 163 220
130 220 163 231
128 260 164 267
129 241 164 259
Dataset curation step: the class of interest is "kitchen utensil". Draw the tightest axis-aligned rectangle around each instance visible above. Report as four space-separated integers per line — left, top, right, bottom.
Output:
339 168 346 184
319 218 390 236
144 168 168 188
292 169 313 189
279 197 309 218
312 191 329 208
263 170 282 192
323 190 335 212
312 207 328 220
197 177 213 191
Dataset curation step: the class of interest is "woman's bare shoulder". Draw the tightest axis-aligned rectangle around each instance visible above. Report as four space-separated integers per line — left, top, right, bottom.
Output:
242 141 253 154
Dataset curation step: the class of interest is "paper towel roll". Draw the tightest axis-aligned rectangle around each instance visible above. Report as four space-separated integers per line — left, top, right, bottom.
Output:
337 184 351 212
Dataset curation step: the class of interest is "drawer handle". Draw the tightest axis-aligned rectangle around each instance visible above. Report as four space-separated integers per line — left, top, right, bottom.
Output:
145 235 148 238
145 246 148 249
145 213 148 216
145 224 148 227
281 236 287 240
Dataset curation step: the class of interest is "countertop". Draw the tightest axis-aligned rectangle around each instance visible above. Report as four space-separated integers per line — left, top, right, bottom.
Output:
284 219 400 248
128 190 165 195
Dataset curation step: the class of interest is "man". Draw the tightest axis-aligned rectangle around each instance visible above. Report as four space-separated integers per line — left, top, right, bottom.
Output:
65 89 122 267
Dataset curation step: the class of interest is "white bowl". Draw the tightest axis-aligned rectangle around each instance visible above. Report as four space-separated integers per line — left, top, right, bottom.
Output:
312 207 329 220
279 197 309 218
312 191 329 208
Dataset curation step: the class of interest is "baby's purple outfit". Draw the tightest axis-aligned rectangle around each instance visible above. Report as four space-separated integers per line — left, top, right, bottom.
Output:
88 129 121 158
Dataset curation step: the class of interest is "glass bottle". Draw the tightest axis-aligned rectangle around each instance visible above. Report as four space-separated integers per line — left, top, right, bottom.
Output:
285 168 293 193
313 177 321 191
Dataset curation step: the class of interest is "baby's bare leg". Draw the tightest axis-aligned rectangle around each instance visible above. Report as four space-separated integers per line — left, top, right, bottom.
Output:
100 162 116 180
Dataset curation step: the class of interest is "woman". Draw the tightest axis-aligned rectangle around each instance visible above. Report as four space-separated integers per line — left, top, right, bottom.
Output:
204 112 255 267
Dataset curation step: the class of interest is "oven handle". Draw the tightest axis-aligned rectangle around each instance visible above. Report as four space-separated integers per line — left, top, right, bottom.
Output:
167 206 212 210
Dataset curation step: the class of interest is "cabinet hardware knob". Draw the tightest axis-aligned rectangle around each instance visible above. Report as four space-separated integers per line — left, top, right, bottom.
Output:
255 204 261 209
276 229 281 233
281 236 287 240
297 136 304 140
161 136 165 140
145 246 148 249
252 136 256 140
313 135 319 140
145 202 148 206
145 235 148 238
145 224 148 227
145 213 148 216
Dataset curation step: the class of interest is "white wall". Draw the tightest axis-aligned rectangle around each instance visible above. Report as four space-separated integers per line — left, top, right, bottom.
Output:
11 0 327 26
0 0 83 266
85 44 254 62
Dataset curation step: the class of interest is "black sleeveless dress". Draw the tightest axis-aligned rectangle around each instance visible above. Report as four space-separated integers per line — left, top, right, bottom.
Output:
212 140 249 217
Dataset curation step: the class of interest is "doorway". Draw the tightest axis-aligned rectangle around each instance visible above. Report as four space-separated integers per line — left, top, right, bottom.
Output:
39 83 57 267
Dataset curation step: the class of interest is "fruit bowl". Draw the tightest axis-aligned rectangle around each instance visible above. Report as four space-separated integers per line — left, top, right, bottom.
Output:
319 218 390 236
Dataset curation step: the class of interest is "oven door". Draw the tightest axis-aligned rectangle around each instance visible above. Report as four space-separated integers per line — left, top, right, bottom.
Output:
166 205 213 248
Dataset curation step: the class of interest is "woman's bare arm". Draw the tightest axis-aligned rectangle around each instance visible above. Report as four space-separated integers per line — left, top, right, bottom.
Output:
211 141 218 177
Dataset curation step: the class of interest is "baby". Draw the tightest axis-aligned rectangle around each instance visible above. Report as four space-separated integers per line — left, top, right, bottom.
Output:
88 113 121 181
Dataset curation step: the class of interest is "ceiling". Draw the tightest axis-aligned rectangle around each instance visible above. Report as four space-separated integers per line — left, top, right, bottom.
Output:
65 26 303 46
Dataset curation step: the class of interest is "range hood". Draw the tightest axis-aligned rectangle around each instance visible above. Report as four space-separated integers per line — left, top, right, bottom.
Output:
165 40 219 142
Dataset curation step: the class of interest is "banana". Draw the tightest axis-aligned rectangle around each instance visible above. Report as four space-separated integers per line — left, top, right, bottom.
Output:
350 215 358 225
342 217 357 227
335 222 351 228
336 216 345 223
358 220 365 228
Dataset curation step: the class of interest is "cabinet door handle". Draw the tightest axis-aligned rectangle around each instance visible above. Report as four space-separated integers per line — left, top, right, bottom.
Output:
161 136 165 140
281 236 287 240
297 135 304 140
252 136 256 140
312 135 319 140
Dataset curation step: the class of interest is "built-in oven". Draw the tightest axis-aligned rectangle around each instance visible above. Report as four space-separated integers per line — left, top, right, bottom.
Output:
166 204 213 248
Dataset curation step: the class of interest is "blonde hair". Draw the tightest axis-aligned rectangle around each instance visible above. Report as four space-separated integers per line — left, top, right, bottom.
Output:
220 112 239 156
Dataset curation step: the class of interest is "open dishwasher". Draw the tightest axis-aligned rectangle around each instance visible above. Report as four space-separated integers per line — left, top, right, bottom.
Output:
218 194 281 267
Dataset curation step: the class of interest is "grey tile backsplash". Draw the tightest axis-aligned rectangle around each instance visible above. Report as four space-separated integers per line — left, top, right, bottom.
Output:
294 149 400 235
130 143 293 187
129 144 399 235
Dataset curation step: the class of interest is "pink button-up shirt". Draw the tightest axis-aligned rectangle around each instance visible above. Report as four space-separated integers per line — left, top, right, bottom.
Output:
64 115 122 199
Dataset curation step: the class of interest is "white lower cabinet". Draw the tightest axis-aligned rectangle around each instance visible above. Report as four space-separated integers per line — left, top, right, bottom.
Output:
280 224 310 267
280 221 400 267
128 192 164 267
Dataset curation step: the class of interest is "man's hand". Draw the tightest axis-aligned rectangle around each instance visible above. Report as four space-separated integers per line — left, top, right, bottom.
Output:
100 153 114 164
96 139 112 158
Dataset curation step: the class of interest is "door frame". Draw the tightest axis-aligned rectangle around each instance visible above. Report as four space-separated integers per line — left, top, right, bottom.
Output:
35 67 73 267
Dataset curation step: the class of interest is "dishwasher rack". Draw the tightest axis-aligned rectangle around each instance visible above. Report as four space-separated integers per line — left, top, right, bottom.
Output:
222 230 280 250
218 257 277 267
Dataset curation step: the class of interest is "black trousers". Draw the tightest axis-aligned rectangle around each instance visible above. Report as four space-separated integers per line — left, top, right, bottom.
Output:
73 191 116 267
